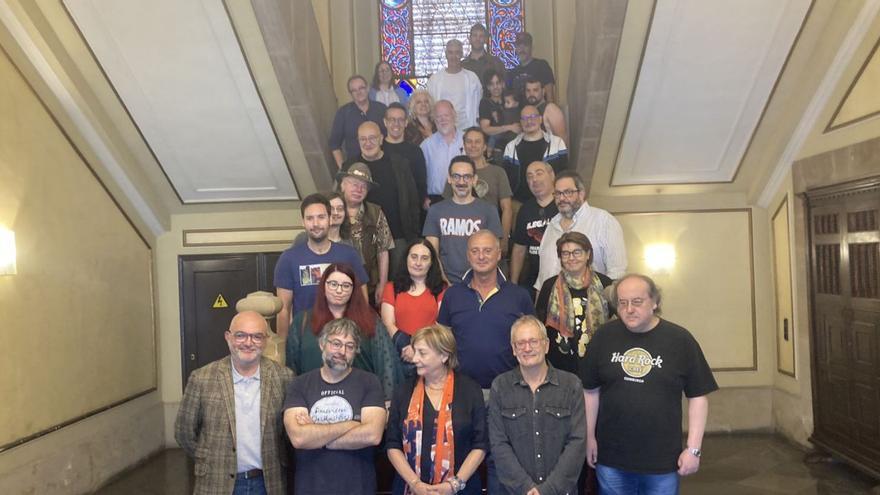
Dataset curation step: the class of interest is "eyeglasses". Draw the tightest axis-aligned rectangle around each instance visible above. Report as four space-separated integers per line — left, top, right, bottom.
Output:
231 332 267 344
521 114 541 122
553 189 581 198
617 298 647 309
451 173 474 182
560 249 586 259
358 135 380 144
385 117 406 124
349 85 367 94
513 338 546 350
326 280 354 291
327 339 357 352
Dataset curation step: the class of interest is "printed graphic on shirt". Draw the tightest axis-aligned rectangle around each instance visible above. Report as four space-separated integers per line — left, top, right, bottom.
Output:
310 394 354 424
611 347 663 382
526 218 550 254
439 217 483 236
299 263 330 286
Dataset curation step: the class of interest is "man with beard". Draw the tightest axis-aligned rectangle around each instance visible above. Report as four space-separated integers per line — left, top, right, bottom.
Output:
489 316 586 495
382 102 429 212
523 77 567 144
423 156 503 283
329 75 387 168
502 105 568 203
175 311 294 495
421 100 465 205
344 121 422 277
535 171 627 289
427 39 482 131
337 163 394 306
283 318 386 495
274 194 368 337
510 161 558 299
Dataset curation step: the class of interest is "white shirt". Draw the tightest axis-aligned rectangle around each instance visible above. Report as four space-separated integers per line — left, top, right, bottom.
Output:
535 201 627 289
232 363 263 473
427 68 483 131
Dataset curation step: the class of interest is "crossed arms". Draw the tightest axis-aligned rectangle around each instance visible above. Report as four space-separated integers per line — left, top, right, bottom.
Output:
284 406 386 450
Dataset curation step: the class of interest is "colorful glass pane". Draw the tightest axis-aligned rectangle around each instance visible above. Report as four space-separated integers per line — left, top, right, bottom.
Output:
381 1 412 77
488 0 523 69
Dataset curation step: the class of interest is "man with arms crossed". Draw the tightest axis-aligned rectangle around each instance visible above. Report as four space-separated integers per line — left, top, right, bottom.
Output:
175 311 294 495
582 274 718 494
490 315 586 495
283 318 386 495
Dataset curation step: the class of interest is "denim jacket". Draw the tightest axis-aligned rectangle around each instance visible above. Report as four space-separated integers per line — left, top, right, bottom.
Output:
488 364 586 495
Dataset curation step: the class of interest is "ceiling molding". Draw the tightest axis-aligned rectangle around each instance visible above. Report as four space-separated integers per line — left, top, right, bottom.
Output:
824 34 880 132
611 0 811 187
758 0 880 208
0 1 164 236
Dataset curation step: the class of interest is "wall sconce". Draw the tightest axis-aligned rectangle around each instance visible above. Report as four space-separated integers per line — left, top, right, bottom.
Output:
0 228 16 275
644 243 675 273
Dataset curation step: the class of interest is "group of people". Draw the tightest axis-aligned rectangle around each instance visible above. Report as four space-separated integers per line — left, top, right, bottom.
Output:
174 25 718 495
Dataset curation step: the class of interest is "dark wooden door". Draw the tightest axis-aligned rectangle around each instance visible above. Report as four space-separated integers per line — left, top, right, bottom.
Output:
806 176 880 478
180 254 262 385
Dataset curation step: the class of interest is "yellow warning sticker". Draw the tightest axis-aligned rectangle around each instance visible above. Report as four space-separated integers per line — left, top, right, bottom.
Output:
213 294 229 308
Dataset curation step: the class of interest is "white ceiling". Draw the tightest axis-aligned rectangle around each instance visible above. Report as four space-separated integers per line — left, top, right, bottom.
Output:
63 0 298 203
611 0 811 186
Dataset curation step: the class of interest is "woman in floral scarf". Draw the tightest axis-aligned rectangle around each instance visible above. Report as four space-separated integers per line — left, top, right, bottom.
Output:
535 232 612 374
386 324 487 494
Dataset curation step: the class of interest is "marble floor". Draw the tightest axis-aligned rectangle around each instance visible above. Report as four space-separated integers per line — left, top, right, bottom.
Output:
94 433 879 494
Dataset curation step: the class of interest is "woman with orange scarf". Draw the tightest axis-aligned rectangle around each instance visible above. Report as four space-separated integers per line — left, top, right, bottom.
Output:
535 232 612 374
386 325 487 495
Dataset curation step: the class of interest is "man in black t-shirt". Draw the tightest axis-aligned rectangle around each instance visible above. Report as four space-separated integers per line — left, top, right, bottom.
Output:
283 318 386 495
582 274 718 494
508 32 556 103
510 161 557 299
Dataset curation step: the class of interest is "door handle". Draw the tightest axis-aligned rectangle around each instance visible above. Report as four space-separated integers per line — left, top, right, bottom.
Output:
190 353 196 361
783 318 789 341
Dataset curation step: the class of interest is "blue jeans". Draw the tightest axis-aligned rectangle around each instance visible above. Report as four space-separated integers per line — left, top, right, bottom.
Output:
233 474 267 495
596 464 678 495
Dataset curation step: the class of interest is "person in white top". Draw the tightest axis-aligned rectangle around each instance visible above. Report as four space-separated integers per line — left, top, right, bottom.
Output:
427 39 483 131
535 171 627 289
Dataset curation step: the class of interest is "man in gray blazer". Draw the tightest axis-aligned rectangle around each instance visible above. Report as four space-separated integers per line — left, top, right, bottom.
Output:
175 311 294 495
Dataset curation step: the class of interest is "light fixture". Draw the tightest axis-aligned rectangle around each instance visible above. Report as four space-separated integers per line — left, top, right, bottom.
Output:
0 228 16 275
644 243 675 273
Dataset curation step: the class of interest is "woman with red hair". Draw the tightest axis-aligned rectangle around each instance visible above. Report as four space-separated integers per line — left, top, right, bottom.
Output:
286 262 402 399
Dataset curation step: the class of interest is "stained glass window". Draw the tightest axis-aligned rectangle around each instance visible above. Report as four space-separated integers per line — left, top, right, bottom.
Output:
380 0 524 88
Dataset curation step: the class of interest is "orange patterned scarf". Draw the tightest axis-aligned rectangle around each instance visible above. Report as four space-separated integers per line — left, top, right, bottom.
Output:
401 373 456 492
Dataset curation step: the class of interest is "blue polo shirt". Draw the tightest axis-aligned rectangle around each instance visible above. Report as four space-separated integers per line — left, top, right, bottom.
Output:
438 269 534 388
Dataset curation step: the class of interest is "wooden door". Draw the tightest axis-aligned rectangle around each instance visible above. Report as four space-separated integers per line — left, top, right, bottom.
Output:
806 176 880 478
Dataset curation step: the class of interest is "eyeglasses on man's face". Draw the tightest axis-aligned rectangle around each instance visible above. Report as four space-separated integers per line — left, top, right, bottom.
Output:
327 339 357 352
617 298 647 309
231 332 267 344
553 189 581 199
513 338 546 350
451 173 475 182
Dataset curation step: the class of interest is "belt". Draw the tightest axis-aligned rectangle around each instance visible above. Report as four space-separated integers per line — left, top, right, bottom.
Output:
236 469 263 480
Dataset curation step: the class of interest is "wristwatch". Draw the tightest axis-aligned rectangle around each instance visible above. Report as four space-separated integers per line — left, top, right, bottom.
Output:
688 447 702 458
448 476 465 493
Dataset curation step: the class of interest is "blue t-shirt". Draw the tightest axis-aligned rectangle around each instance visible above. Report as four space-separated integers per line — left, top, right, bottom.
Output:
283 368 385 495
273 241 368 314
422 199 502 283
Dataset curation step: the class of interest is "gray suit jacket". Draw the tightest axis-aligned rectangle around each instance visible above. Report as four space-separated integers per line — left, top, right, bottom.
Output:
175 356 294 495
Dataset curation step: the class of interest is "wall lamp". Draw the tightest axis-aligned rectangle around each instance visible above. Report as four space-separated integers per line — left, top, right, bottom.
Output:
644 243 675 273
0 228 16 275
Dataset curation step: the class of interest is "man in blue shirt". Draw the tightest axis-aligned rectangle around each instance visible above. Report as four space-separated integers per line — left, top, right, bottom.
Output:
438 229 534 389
274 194 367 337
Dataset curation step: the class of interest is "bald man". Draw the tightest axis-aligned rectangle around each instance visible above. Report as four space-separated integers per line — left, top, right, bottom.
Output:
343 121 421 279
427 39 483 131
175 311 295 495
